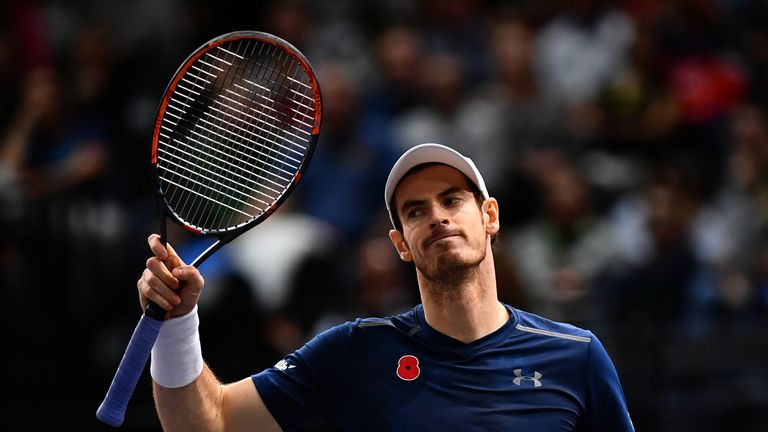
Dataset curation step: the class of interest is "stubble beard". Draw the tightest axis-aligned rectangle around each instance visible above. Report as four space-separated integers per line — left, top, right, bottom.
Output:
414 238 487 286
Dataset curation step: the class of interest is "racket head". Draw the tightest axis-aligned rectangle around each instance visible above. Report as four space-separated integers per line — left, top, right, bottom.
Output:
150 31 321 237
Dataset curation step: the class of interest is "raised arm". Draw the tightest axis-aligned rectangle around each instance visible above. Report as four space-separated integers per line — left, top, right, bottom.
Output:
153 368 281 432
138 234 282 431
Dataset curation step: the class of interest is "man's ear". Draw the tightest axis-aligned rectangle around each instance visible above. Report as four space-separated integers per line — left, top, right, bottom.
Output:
483 197 500 236
388 229 412 262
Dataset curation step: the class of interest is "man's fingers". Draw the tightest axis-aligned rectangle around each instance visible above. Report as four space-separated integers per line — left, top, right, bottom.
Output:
147 233 186 268
141 236 202 317
148 234 167 261
146 256 180 289
166 242 186 268
138 268 181 310
171 266 204 295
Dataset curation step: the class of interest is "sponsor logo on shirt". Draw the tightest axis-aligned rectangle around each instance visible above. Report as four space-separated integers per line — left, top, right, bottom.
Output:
513 368 542 387
274 359 296 371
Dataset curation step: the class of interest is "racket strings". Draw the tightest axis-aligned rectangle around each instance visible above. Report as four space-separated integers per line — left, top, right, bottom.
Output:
207 42 311 213
156 37 318 232
185 40 260 229
201 42 307 228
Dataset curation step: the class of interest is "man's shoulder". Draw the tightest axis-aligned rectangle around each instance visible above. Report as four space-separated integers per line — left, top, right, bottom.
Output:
352 306 420 340
357 306 418 328
316 306 420 340
512 307 594 344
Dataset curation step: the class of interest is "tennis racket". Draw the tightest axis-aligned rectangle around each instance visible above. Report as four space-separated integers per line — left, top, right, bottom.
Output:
96 30 322 427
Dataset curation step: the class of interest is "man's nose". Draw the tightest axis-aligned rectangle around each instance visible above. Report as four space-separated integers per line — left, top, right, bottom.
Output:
428 204 449 228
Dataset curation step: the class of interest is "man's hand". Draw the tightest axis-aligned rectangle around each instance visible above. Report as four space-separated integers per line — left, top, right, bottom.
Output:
138 234 204 318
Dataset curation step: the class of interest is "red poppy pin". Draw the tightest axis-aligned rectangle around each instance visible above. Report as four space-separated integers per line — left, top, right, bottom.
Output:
396 355 420 381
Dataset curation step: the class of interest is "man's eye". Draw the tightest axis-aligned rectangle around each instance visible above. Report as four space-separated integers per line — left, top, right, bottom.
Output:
407 208 423 219
444 197 461 206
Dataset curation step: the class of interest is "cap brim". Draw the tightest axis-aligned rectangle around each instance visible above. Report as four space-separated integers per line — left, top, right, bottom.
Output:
384 143 489 226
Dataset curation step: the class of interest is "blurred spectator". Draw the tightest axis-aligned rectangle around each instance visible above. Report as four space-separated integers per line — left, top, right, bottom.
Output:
485 13 571 157
461 12 575 225
364 25 425 121
599 21 680 151
680 102 768 339
505 152 618 324
600 157 707 430
533 0 636 106
262 0 313 52
393 50 468 149
662 107 768 427
310 231 419 336
294 59 399 242
219 208 352 346
0 66 109 219
352 234 417 317
690 104 768 270
419 0 491 85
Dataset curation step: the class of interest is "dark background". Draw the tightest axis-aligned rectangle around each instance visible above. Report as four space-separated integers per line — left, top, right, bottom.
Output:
1 0 767 430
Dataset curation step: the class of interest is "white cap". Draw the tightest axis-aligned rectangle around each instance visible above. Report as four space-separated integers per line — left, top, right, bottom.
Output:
385 143 489 228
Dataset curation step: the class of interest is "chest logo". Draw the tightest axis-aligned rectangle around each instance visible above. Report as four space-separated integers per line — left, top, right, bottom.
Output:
396 355 420 381
513 369 543 387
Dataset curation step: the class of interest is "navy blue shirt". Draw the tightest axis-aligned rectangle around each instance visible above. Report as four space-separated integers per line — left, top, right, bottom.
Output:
253 304 634 431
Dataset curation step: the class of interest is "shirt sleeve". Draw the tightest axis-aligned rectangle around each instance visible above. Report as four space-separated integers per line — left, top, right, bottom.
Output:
251 321 356 431
581 333 635 432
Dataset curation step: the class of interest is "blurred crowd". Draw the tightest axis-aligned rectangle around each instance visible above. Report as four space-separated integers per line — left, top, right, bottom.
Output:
1 0 767 430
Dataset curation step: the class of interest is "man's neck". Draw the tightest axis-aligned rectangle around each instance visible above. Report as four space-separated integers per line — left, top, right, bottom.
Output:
417 256 509 344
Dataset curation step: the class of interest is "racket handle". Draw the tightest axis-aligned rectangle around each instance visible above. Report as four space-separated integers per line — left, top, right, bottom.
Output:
96 312 163 427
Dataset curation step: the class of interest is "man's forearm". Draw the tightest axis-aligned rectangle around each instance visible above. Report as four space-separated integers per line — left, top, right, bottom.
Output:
154 363 225 432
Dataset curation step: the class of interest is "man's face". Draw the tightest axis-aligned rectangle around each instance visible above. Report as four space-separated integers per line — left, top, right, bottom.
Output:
388 165 498 282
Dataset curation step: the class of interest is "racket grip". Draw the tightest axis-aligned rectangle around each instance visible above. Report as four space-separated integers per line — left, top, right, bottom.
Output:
96 313 163 427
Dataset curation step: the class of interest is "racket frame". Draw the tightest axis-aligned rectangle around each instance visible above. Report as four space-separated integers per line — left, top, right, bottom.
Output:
97 30 321 426
152 30 321 240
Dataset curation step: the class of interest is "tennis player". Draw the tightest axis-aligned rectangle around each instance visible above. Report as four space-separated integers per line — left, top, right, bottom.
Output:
139 143 634 431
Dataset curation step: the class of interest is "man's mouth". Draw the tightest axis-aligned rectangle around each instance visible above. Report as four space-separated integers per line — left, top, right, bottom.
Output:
426 231 462 247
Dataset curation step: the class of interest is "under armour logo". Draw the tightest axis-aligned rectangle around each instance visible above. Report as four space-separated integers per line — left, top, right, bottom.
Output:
274 359 296 371
513 369 543 387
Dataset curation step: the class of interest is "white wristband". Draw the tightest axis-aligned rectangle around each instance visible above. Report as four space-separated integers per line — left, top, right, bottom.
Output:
150 305 204 388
